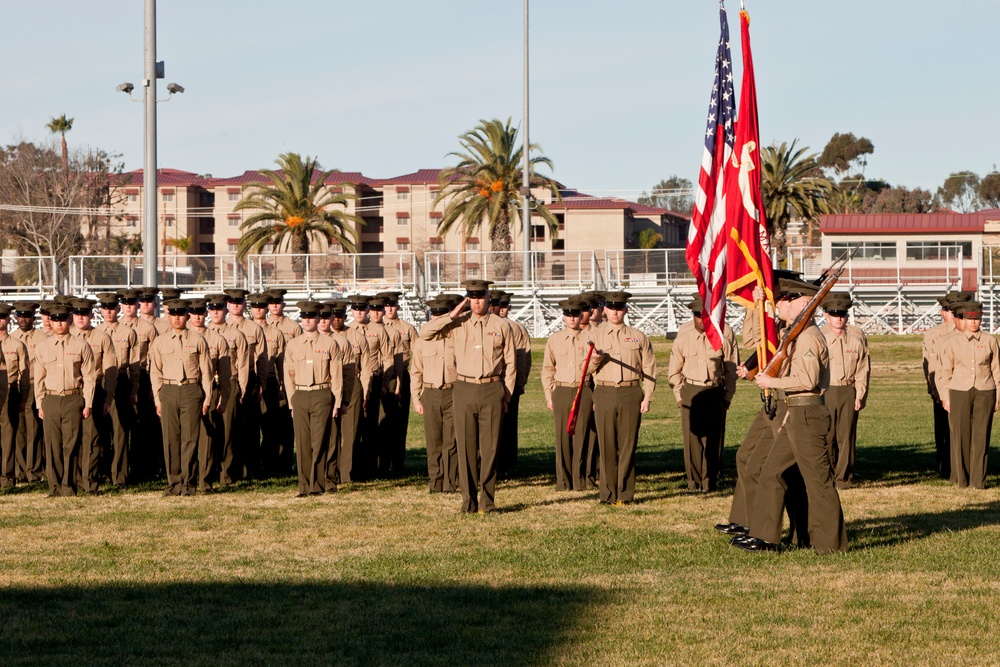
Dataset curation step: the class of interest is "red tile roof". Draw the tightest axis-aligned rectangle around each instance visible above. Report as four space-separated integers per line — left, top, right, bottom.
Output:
546 189 683 217
205 170 380 188
377 169 444 185
821 213 985 234
112 168 207 187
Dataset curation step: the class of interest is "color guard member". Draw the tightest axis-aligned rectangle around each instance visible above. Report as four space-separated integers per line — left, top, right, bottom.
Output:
0 304 30 491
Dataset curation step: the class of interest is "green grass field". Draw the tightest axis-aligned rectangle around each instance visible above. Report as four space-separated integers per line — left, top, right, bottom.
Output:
3 335 1000 666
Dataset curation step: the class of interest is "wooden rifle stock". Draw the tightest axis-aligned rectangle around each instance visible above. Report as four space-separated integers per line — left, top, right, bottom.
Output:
566 342 596 435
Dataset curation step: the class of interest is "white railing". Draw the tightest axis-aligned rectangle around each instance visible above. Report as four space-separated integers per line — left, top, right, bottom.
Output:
603 249 691 292
783 246 824 279
0 255 59 296
423 250 601 293
246 252 417 295
68 254 245 294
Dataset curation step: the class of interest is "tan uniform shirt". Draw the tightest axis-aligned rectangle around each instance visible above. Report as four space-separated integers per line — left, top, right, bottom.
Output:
667 320 738 405
190 326 232 403
268 315 302 342
540 327 597 405
591 322 657 402
410 331 458 406
210 321 250 396
283 331 345 410
0 334 31 398
95 320 140 390
936 330 1000 396
922 320 954 400
34 333 97 409
142 314 171 336
258 322 287 384
385 317 417 379
74 328 118 400
350 320 393 377
229 315 266 379
332 326 373 401
420 311 517 399
767 323 829 396
10 328 46 366
121 316 158 369
149 329 214 408
505 318 532 390
821 323 870 403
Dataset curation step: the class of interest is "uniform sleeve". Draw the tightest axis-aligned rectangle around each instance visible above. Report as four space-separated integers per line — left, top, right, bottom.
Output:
358 337 373 402
666 337 686 405
854 331 871 404
409 340 424 407
283 341 297 408
274 331 287 397
935 335 956 399
236 333 250 396
501 325 517 401
742 305 760 350
217 338 232 403
541 337 557 404
420 315 458 340
992 338 1000 391
641 335 656 403
33 349 47 404
128 329 141 391
380 329 394 376
15 340 30 398
922 328 939 398
150 339 164 408
80 343 97 410
198 338 214 407
330 345 344 412
515 325 531 390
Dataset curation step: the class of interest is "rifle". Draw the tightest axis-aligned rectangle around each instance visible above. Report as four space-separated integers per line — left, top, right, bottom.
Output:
566 342 596 435
758 244 860 417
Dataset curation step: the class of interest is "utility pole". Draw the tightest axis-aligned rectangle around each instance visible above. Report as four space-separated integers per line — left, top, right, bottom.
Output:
521 0 531 285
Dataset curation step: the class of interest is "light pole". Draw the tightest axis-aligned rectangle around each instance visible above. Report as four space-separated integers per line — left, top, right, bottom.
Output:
116 0 184 288
521 0 531 286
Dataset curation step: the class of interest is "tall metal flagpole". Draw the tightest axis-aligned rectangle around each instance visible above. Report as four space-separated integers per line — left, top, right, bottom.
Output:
521 0 531 285
143 0 158 288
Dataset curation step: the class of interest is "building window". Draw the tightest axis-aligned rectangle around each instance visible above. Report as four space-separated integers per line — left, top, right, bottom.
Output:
397 190 408 200
531 225 545 241
397 241 410 251
166 217 174 228
905 241 972 260
228 242 238 252
126 217 137 228
430 237 444 251
127 193 139 203
163 192 174 202
165 245 175 254
556 214 565 231
228 191 240 202
466 241 480 251
228 216 240 227
199 219 215 235
467 265 480 278
397 215 410 225
831 241 896 260
552 239 565 250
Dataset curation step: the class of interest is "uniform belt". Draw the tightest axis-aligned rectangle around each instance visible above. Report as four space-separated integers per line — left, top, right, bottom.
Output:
595 379 640 387
828 381 853 387
685 379 720 387
295 383 331 391
786 394 823 407
47 389 81 397
162 378 200 386
424 382 454 390
553 381 578 388
458 375 500 384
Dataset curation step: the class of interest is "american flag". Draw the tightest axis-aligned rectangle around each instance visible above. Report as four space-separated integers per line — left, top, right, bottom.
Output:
685 5 736 351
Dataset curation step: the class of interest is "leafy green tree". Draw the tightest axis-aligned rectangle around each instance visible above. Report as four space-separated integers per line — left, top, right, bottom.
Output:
818 132 874 179
235 153 362 279
45 114 74 175
978 171 1000 209
638 176 693 215
935 171 981 213
761 140 834 251
863 185 934 214
632 228 663 273
435 118 561 279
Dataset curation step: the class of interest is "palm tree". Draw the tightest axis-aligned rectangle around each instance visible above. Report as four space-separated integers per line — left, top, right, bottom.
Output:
46 114 74 175
435 118 561 279
632 228 663 274
761 140 834 253
235 153 362 280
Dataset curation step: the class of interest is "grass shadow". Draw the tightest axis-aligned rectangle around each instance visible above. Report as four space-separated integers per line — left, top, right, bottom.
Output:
0 582 608 666
849 500 1000 550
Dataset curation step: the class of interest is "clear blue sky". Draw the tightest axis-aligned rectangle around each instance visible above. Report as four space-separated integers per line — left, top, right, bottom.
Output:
2 0 996 196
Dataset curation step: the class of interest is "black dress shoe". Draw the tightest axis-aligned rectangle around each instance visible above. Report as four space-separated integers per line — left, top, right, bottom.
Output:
731 536 779 552
715 522 748 535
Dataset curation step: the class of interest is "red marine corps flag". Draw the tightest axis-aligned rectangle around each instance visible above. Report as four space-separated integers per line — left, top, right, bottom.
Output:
685 4 736 351
724 9 778 361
